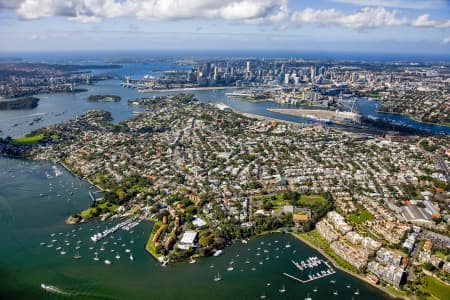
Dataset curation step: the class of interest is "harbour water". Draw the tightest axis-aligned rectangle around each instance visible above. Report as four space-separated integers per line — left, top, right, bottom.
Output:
0 158 389 300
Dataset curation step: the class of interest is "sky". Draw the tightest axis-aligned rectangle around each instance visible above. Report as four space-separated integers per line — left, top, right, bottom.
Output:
0 0 449 56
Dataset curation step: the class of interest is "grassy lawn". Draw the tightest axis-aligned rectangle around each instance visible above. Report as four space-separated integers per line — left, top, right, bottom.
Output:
299 195 326 206
253 194 327 208
145 221 163 258
420 276 450 300
80 201 118 219
347 208 374 224
296 229 359 274
384 284 408 298
10 135 44 145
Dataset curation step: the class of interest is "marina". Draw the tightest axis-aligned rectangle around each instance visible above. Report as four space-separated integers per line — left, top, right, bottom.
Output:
284 257 337 284
90 218 141 242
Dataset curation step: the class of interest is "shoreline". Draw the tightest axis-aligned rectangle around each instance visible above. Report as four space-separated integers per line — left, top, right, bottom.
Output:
376 110 450 129
290 232 407 300
137 86 236 93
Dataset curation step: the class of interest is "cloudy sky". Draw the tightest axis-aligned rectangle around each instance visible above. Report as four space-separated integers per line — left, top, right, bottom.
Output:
0 0 449 55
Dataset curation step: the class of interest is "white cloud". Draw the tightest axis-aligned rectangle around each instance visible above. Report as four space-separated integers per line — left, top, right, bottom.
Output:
442 37 450 44
411 14 450 28
11 0 287 24
332 0 447 10
411 14 438 27
291 7 408 29
436 20 450 29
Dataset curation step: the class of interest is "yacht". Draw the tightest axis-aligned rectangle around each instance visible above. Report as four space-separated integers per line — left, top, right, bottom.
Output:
304 293 312 300
189 257 196 264
125 249 131 253
213 249 223 257
260 293 266 299
354 289 360 295
346 284 351 288
60 248 67 255
330 280 336 284
115 253 121 260
104 260 112 265
93 253 99 261
313 288 318 292
333 290 338 296
227 266 234 271
285 242 291 248
279 285 286 293
214 273 222 282
129 253 134 261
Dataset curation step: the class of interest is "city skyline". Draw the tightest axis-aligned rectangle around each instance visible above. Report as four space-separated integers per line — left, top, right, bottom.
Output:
0 0 449 55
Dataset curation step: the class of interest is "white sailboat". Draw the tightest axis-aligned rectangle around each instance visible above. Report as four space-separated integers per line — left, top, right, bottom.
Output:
354 289 360 295
214 273 222 282
304 293 312 300
74 251 81 259
333 290 338 296
279 285 286 293
93 253 99 261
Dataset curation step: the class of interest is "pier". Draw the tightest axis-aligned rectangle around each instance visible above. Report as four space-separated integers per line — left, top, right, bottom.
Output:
90 218 140 242
284 258 336 284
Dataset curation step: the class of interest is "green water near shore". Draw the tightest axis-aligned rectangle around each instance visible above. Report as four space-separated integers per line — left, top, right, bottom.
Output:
0 157 389 300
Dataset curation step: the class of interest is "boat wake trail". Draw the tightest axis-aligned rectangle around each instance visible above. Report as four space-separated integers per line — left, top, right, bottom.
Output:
41 283 122 300
41 284 70 295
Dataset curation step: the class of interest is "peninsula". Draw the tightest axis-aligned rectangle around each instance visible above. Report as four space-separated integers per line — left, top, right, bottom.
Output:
88 95 121 102
0 96 39 110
